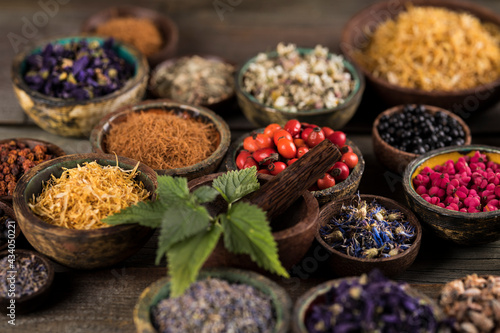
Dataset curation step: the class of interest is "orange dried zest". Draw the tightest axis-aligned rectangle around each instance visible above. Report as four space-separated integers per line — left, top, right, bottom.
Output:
29 161 149 230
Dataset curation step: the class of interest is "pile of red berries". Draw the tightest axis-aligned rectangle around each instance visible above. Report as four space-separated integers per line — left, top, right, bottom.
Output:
236 119 359 190
413 151 500 213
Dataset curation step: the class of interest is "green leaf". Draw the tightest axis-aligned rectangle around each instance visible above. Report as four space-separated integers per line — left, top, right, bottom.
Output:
102 200 166 228
212 167 260 204
155 202 212 265
168 224 222 297
192 186 219 204
221 202 289 278
156 176 189 204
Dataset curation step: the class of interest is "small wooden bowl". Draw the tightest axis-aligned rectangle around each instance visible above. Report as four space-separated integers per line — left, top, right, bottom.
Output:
90 99 231 181
81 5 179 67
0 138 66 201
224 130 365 206
0 201 20 252
340 0 500 111
372 105 472 174
12 153 157 269
134 268 292 333
292 276 444 333
11 36 149 138
188 173 318 270
235 48 365 129
0 249 55 314
316 194 422 278
403 145 500 245
149 55 236 113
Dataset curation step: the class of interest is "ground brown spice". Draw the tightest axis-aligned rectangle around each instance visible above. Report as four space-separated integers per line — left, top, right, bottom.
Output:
95 17 162 56
106 110 220 170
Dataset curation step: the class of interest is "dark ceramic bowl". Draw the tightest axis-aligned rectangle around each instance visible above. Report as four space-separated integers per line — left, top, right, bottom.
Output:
372 105 472 174
0 138 66 201
341 0 500 112
188 173 318 270
235 48 365 129
403 145 500 245
292 275 444 333
81 5 178 67
134 268 292 333
316 194 422 278
11 36 149 138
0 249 54 314
225 130 365 206
149 55 236 113
12 153 157 269
0 201 20 252
90 99 231 181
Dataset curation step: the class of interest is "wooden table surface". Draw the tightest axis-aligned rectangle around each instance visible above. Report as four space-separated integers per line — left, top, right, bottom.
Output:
1 1 500 332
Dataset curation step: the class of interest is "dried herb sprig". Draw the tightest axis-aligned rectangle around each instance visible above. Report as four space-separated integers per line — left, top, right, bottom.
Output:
319 195 415 259
103 167 289 297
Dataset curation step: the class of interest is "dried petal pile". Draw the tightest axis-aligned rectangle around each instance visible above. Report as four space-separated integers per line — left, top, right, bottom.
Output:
23 38 134 100
306 270 443 333
152 278 276 333
29 161 149 230
0 254 49 298
439 274 500 333
357 6 500 91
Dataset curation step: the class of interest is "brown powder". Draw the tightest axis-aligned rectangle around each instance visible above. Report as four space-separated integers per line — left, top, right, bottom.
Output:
106 110 220 170
96 17 163 56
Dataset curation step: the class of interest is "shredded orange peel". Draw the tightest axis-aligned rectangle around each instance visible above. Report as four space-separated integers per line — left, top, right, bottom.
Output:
29 161 149 230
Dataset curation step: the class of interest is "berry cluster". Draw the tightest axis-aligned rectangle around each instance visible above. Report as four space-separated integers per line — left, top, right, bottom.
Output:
413 151 500 212
377 105 466 154
236 119 359 191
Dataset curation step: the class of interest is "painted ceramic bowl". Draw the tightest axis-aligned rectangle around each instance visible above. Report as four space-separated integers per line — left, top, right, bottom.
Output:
0 249 55 314
403 145 500 245
316 194 422 278
372 105 471 174
13 153 157 269
134 268 292 333
11 36 149 137
90 99 231 181
235 48 365 129
225 130 365 205
188 173 318 270
341 0 500 112
81 5 179 67
0 138 66 201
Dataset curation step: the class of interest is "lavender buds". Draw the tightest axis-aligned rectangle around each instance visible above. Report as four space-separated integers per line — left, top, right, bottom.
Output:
23 38 134 100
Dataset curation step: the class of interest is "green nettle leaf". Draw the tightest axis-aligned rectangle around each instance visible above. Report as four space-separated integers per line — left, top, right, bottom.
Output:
212 167 260 203
155 202 212 265
192 186 219 204
102 200 166 228
168 224 222 297
156 176 189 204
221 202 289 278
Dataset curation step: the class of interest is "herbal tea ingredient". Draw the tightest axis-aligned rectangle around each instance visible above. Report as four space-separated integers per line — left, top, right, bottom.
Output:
243 43 354 111
439 274 500 333
377 105 466 155
95 17 162 56
319 196 415 259
152 278 276 333
0 140 55 196
0 254 49 298
305 270 443 333
29 161 149 230
356 6 500 91
151 55 235 105
105 110 219 170
413 151 500 212
23 38 134 100
0 209 15 247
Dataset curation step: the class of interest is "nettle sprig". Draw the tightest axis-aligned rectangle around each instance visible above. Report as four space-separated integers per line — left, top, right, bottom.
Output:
103 167 289 297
